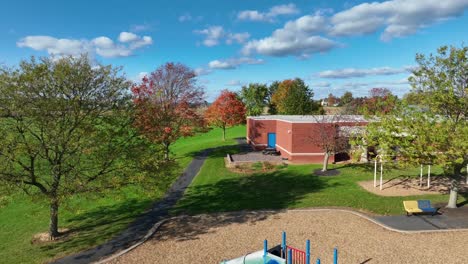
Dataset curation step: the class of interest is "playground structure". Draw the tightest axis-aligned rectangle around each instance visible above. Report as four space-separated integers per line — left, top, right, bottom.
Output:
220 232 338 264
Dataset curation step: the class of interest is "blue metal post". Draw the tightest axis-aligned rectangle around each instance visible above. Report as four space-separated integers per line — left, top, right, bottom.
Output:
287 248 292 264
333 248 338 264
263 240 268 264
282 231 286 258
306 240 310 264
316 258 321 264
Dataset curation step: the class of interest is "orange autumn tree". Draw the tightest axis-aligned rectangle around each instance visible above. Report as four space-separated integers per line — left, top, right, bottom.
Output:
205 90 246 141
271 79 294 113
132 62 204 160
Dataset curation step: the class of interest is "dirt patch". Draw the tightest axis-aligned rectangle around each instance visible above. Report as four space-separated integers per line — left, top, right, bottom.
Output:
226 160 286 174
31 228 71 244
313 169 341 176
359 176 467 197
110 210 468 264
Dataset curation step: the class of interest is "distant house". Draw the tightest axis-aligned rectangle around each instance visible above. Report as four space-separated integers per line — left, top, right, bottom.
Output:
246 115 369 163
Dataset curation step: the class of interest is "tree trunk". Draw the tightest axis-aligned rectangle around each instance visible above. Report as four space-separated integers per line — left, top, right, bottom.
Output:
447 186 458 209
49 197 60 240
447 166 462 208
322 152 330 172
163 142 170 160
222 125 226 141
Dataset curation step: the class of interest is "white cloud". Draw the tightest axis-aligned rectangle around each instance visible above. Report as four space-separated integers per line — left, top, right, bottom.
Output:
208 57 264 70
17 32 153 58
129 36 153 49
238 3 299 22
194 26 249 47
226 32 250 44
17 36 91 57
317 66 413 78
92 36 114 48
242 15 336 57
329 0 468 41
194 26 225 46
119 32 139 42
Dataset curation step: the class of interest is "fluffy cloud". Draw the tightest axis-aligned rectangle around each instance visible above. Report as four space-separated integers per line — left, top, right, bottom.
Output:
208 57 264 70
194 26 249 46
17 32 153 58
118 32 138 42
226 32 250 44
17 36 90 57
194 26 225 46
242 14 337 57
317 66 413 78
238 3 299 22
329 0 468 41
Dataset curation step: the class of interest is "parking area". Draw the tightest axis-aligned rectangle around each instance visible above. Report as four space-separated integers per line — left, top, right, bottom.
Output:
230 138 284 163
230 151 284 162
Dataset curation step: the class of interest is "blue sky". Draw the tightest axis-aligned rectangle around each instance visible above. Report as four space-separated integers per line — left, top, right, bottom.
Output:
1 0 468 100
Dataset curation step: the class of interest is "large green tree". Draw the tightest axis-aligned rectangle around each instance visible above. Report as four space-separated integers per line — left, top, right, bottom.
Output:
0 56 153 239
365 46 468 208
239 83 268 116
271 78 320 115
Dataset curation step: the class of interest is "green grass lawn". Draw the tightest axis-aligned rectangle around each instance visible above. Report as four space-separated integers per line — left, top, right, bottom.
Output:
0 125 245 264
174 146 466 216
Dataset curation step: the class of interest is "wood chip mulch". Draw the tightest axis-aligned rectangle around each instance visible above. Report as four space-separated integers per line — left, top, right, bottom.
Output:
109 210 468 264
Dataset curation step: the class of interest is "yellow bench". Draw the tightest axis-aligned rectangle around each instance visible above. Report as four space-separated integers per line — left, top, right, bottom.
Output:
403 200 438 216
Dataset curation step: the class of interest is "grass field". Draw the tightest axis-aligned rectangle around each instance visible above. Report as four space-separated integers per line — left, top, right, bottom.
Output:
174 146 465 215
0 126 245 264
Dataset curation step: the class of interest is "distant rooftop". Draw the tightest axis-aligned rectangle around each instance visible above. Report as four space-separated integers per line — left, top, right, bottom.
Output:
248 115 369 123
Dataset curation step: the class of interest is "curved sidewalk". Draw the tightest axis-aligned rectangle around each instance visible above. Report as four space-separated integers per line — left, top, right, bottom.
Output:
51 149 210 264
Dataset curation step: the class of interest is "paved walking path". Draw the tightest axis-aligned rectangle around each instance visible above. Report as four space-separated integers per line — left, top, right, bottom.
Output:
51 149 210 264
374 207 468 231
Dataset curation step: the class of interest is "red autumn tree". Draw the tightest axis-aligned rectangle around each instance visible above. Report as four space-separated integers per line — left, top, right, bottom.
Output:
205 90 246 141
307 115 350 172
359 87 398 116
132 62 204 160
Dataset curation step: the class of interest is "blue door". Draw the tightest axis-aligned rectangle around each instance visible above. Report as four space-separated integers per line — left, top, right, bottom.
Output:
267 133 276 148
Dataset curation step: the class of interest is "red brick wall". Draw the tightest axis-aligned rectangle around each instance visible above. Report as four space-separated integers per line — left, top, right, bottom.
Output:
246 118 276 149
275 120 292 160
247 118 368 163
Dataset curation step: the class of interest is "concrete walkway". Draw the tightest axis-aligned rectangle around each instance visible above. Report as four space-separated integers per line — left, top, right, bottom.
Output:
51 149 210 264
374 207 468 231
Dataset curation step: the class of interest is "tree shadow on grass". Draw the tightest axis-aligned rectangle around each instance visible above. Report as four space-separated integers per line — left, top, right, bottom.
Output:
40 198 152 258
174 144 242 161
165 170 338 242
173 169 337 217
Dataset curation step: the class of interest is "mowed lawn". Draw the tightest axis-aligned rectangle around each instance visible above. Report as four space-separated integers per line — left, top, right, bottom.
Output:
0 126 245 264
175 146 464 216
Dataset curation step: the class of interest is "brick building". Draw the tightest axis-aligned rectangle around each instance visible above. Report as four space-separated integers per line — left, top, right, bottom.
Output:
246 115 369 163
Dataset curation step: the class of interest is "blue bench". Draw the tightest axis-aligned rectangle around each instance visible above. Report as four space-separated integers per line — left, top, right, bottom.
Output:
403 200 438 216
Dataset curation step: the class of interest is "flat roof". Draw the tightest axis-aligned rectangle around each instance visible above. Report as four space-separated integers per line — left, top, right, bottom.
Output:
248 115 369 123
